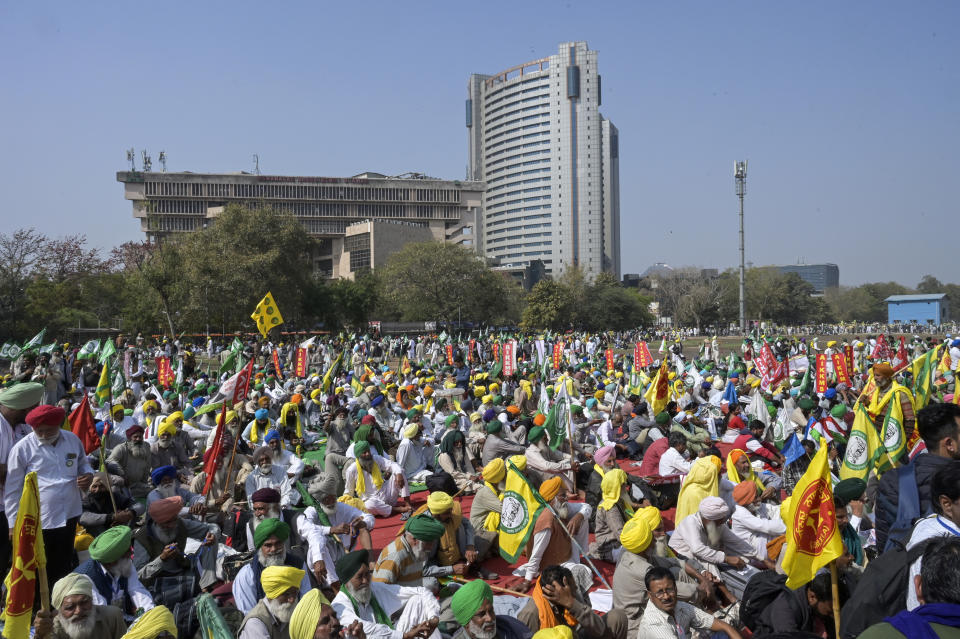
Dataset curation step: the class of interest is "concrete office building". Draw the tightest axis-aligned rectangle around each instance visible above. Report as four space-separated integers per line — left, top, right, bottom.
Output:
777 263 840 294
467 41 620 279
116 170 483 277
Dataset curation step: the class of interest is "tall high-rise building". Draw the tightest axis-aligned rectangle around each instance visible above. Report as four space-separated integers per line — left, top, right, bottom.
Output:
467 41 620 279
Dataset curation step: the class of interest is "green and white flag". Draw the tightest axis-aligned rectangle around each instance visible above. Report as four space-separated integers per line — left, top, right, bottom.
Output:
22 329 45 351
38 343 57 354
98 340 117 364
0 343 12 359
111 369 126 396
6 345 21 360
77 339 101 360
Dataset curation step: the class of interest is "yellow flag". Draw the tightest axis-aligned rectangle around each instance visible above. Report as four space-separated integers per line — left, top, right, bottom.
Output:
350 375 363 395
322 351 343 393
3 472 45 639
881 392 907 466
644 358 671 415
498 460 546 562
782 444 843 588
840 405 884 481
251 292 284 339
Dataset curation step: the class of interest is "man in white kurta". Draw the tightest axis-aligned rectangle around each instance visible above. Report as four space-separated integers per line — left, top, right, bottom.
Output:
343 441 406 517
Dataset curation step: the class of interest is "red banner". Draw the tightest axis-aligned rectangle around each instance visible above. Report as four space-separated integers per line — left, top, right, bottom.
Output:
156 356 174 389
553 342 563 370
231 359 254 405
493 342 500 364
832 353 850 386
871 334 891 361
844 344 854 375
294 348 308 378
272 349 284 380
754 343 777 379
503 340 517 377
446 344 454 365
468 339 475 363
892 337 909 369
605 349 614 372
815 353 828 393
634 341 653 369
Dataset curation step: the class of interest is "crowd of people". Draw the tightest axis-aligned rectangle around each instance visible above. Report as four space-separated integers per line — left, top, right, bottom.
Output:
1 329 960 639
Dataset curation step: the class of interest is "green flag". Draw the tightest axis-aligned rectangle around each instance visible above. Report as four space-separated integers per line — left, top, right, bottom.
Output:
542 388 570 450
98 339 117 364
95 363 111 405
195 594 233 639
38 343 57 355
77 339 101 360
111 369 125 396
0 343 11 359
22 329 45 351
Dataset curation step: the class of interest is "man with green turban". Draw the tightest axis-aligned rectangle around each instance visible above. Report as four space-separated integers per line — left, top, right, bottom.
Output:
449 578 530 639
345 433 410 517
525 419 577 495
75 526 154 621
333 548 442 639
372 514 447 589
480 418 526 466
232 518 311 615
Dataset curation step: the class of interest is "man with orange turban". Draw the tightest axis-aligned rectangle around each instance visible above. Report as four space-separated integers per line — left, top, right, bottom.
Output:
512 477 592 594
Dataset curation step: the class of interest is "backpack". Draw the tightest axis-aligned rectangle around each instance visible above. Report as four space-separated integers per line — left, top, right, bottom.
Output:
838 539 932 638
885 462 923 551
739 571 793 632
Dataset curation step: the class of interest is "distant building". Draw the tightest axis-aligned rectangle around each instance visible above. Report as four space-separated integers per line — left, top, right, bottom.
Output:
490 259 547 291
777 263 839 294
622 273 641 288
467 41 620 279
331 219 435 280
886 294 949 325
116 170 483 277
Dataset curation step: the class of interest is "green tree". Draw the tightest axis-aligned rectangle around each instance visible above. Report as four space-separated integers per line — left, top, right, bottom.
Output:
521 279 574 330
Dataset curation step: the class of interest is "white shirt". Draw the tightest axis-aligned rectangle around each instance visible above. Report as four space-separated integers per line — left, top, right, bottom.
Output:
331 581 436 639
395 437 429 478
658 447 692 476
88 560 155 616
343 454 402 499
297 503 375 565
906 513 960 610
731 503 786 560
244 465 294 507
232 560 312 614
5 430 92 528
636 598 716 639
0 414 30 513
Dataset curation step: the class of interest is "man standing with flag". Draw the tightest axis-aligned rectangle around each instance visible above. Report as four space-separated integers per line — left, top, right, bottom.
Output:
5 405 93 589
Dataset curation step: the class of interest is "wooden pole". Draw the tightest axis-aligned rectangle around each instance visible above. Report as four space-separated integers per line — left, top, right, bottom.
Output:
38 555 50 613
221 423 242 504
829 561 842 638
449 576 531 598
97 448 118 516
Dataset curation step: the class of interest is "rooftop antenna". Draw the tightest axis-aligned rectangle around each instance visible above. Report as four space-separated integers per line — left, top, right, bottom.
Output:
126 148 136 171
158 151 167 172
141 149 152 173
253 154 261 175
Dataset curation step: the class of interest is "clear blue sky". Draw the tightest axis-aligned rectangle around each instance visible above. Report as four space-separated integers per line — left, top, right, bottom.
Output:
2 1 957 286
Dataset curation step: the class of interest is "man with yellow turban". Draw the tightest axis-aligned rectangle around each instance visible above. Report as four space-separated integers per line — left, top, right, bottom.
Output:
396 418 434 486
469 458 506 561
725 448 777 503
612 509 714 638
238 564 306 638
513 477 592 594
33 573 126 639
149 416 191 475
289 589 345 639
450 578 530 639
120 605 177 639
412 490 497 581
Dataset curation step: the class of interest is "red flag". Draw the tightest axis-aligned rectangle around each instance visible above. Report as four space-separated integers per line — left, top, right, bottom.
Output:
832 353 851 385
493 342 501 363
468 339 475 363
445 344 454 365
892 337 909 369
871 334 892 361
231 359 255 406
272 349 284 380
635 341 653 368
502 341 517 377
553 342 563 370
294 348 308 378
156 356 174 388
815 353 829 393
605 349 614 372
203 403 227 496
844 344 855 375
68 395 100 454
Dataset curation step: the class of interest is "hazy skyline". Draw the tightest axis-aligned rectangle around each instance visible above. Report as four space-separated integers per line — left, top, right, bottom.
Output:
1 1 957 287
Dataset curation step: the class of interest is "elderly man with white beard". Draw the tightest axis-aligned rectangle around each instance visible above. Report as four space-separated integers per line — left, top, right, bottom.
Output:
449 580 531 639
244 487 299 555
512 477 592 595
107 424 153 499
264 428 305 480
729 480 786 565
239 565 306 639
148 419 191 476
233 518 313 615
344 440 408 517
524 425 577 495
333 549 442 639
668 496 756 577
245 445 296 509
298 473 375 588
146 465 207 519
74 526 154 623
33 573 126 639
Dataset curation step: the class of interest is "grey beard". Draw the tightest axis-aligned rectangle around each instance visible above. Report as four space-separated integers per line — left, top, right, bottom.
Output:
360 459 374 472
266 597 297 623
468 620 497 639
320 504 338 518
254 507 281 528
553 501 569 520
158 439 172 449
156 484 178 499
130 442 149 459
259 549 284 567
153 524 178 545
345 582 372 606
59 608 97 639
106 557 132 578
651 536 670 558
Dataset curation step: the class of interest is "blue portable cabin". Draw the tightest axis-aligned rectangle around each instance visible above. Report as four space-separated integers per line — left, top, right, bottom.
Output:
885 294 949 325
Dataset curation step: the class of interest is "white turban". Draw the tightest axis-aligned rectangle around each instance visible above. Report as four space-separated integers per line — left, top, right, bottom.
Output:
52 573 94 609
699 496 730 521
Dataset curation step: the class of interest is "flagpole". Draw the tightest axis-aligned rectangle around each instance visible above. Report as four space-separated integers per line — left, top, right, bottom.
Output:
221 421 242 504
829 561 841 637
540 499 612 590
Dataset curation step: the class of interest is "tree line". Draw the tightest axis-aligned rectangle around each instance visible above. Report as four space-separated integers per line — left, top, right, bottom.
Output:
0 205 951 341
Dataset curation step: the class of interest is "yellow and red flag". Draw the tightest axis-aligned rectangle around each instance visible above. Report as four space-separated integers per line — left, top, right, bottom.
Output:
3 471 45 638
644 357 671 415
782 444 843 588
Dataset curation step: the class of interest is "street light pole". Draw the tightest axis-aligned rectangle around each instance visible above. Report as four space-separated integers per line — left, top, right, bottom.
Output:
734 161 748 334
